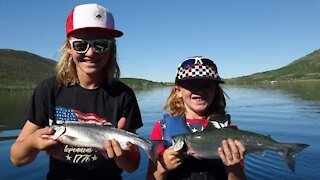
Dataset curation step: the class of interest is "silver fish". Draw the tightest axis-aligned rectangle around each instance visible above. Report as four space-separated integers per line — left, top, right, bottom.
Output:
43 121 166 163
172 127 309 172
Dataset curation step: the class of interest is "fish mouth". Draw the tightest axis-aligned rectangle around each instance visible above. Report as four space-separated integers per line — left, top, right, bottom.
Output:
172 138 185 152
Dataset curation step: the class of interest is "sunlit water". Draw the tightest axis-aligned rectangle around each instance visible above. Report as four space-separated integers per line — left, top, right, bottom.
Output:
1 81 320 180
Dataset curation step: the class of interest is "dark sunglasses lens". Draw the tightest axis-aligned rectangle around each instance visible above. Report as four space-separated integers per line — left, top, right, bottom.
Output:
201 58 215 67
93 40 109 52
181 59 195 68
72 41 88 52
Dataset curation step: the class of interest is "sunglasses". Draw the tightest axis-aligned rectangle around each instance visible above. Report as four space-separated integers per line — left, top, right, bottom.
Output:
69 39 112 54
180 58 216 69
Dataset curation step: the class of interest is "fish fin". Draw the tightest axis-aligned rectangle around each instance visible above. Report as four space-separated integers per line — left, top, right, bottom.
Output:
61 135 78 141
189 152 202 160
281 143 309 172
42 126 66 140
146 140 167 164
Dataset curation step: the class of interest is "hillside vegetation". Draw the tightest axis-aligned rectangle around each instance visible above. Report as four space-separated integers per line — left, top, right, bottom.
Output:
0 49 56 90
0 49 169 90
1 48 319 89
226 49 320 84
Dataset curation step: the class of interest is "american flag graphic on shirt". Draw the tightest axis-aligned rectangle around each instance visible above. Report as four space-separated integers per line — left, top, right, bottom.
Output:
54 106 108 124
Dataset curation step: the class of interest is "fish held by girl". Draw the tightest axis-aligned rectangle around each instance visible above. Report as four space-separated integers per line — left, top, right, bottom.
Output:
172 127 309 172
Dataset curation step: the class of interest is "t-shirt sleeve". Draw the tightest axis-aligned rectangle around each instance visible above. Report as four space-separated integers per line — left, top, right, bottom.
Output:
122 89 143 131
24 78 53 127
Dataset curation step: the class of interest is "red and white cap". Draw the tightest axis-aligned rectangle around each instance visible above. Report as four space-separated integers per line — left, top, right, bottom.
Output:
66 4 123 38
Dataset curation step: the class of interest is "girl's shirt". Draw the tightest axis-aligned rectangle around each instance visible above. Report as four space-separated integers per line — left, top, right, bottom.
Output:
25 77 142 179
150 117 233 179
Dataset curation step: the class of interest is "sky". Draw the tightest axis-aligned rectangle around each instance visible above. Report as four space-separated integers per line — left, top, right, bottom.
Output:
0 0 320 82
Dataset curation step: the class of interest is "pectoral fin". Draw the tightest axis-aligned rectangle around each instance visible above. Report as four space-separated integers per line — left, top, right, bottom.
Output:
60 135 78 142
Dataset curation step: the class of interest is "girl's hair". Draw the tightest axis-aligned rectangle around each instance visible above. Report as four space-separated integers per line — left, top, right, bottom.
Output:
55 39 120 86
163 82 227 118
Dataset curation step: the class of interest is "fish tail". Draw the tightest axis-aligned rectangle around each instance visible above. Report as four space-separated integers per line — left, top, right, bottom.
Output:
280 143 309 172
145 140 167 164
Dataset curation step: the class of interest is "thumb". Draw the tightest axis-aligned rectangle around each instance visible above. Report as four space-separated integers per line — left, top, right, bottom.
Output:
41 127 55 135
117 117 126 129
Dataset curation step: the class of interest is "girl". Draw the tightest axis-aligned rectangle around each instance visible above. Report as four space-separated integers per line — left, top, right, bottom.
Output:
10 4 142 179
147 56 246 180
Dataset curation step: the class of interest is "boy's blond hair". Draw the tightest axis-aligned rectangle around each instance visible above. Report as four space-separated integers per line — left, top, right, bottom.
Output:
55 39 120 86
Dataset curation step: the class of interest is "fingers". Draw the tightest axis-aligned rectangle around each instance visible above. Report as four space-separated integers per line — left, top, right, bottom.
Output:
218 139 245 166
166 146 181 156
40 127 56 139
105 139 124 159
228 139 241 160
117 117 126 129
234 140 245 159
162 146 183 170
126 141 138 152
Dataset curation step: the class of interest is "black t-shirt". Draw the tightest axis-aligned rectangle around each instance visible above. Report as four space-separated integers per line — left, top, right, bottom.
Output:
24 77 143 179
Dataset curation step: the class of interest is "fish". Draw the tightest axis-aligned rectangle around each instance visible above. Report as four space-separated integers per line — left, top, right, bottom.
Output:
42 121 166 163
172 127 309 172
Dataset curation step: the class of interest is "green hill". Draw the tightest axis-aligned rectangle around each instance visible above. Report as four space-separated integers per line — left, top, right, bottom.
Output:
0 49 169 90
120 78 172 89
2 48 319 88
226 49 320 84
0 49 56 90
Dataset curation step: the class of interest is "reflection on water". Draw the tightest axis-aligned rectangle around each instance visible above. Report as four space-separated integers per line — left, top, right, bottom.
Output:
1 81 320 180
0 91 33 130
274 81 320 101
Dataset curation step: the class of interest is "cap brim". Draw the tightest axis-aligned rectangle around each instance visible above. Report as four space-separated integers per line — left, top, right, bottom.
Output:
67 27 123 38
175 77 224 84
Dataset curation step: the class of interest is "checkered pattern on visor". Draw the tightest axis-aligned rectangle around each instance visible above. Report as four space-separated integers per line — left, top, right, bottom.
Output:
175 56 222 82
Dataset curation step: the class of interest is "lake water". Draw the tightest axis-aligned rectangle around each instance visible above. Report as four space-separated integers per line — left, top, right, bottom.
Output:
1 81 320 180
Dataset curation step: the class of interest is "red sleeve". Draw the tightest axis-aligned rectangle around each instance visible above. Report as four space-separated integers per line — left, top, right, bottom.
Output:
149 121 165 154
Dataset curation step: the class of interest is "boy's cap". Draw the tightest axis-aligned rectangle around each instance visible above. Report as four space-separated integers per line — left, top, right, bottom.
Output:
175 56 224 83
66 4 123 38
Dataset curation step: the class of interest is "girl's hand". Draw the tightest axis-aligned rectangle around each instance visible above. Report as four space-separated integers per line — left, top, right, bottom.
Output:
160 146 183 171
218 139 245 166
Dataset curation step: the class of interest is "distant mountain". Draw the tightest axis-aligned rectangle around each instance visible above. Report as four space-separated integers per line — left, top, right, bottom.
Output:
0 49 56 90
121 78 172 89
2 48 319 89
0 49 169 90
226 49 320 84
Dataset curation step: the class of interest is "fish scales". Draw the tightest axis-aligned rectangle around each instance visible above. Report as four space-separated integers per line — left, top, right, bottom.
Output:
172 127 309 172
43 121 166 163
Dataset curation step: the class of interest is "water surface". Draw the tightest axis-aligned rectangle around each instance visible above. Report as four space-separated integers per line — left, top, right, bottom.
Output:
1 81 319 179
